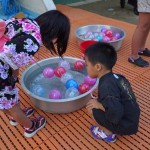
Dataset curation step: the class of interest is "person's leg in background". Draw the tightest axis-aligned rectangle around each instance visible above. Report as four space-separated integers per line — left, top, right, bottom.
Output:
131 13 150 59
128 0 150 67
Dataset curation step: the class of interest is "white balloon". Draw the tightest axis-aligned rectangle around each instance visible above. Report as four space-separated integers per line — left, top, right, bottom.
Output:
60 72 73 83
65 87 79 98
59 59 70 70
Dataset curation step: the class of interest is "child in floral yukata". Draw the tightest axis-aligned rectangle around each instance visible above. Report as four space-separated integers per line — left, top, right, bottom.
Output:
85 42 140 143
0 10 70 138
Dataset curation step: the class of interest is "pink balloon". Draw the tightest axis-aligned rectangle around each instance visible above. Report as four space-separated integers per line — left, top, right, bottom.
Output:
49 89 62 99
84 75 97 86
103 36 110 42
43 67 54 78
110 36 118 41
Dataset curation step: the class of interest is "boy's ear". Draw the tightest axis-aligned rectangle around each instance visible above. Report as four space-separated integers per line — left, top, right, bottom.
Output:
95 63 102 71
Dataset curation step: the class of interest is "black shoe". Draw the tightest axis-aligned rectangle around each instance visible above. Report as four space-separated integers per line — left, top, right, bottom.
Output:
128 57 149 67
24 116 46 138
138 48 150 57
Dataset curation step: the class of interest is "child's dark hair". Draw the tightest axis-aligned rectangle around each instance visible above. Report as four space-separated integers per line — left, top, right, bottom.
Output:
35 10 70 57
85 42 117 70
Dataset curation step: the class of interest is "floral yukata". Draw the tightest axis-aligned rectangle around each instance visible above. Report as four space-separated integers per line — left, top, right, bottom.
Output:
0 18 42 109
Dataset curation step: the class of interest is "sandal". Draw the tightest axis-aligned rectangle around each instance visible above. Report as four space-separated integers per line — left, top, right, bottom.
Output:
138 48 150 57
90 126 103 140
90 125 117 142
128 57 149 67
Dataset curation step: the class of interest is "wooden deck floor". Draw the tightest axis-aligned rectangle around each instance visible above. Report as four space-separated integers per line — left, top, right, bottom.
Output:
0 5 150 150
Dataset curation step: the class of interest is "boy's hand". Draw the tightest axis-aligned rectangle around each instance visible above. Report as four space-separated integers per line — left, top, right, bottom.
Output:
86 99 105 115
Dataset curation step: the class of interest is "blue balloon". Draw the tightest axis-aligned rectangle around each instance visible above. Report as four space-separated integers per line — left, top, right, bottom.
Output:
65 79 78 89
96 36 103 41
33 85 45 97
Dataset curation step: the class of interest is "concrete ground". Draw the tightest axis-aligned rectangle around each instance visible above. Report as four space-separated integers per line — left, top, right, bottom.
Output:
68 0 138 25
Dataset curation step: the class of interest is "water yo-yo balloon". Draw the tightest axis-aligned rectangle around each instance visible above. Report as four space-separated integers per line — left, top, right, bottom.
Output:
96 36 103 41
84 75 97 86
74 60 85 71
58 59 70 70
66 79 78 89
65 87 79 98
61 72 73 83
93 32 99 37
43 67 54 78
49 89 62 99
79 83 90 94
101 27 107 33
99 32 105 37
114 33 121 39
54 66 66 78
33 85 45 97
103 36 110 42
105 29 113 37
88 34 95 39
111 36 118 41
85 31 93 39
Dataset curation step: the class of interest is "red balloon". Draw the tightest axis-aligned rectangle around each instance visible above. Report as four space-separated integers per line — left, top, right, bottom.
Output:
105 30 113 38
74 60 85 71
54 66 66 77
79 83 90 94
110 36 117 41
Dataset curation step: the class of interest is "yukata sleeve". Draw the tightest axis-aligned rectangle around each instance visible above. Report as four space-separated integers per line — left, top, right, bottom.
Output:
3 33 40 69
101 96 124 124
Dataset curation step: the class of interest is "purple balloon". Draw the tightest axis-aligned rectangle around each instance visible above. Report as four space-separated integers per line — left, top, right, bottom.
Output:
84 75 97 86
114 33 121 39
101 28 107 33
49 89 62 99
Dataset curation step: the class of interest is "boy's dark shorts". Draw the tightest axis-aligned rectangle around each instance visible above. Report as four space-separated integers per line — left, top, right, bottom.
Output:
93 108 117 133
92 108 139 135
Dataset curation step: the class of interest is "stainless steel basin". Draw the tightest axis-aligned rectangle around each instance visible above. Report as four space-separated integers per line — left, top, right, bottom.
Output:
21 56 98 113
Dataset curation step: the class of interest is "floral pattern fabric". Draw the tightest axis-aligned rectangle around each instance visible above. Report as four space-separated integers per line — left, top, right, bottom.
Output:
0 18 42 109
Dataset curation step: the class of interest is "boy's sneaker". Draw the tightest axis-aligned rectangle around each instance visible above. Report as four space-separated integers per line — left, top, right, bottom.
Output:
9 107 34 126
90 125 117 143
24 116 46 138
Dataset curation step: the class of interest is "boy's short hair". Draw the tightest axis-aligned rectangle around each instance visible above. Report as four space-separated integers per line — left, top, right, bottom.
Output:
85 42 117 70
